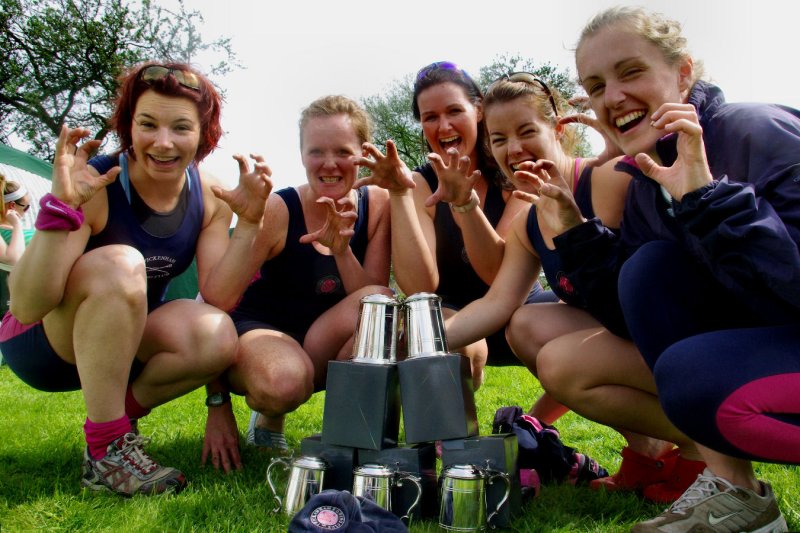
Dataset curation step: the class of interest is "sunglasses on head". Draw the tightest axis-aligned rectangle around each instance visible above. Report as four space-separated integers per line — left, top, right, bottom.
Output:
416 61 462 82
491 72 559 117
14 201 30 212
139 65 201 92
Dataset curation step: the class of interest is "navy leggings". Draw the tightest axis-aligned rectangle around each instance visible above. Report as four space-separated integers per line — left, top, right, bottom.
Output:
618 241 800 463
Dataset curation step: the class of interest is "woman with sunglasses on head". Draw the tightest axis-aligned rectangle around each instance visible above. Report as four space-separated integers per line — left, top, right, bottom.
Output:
0 176 30 266
357 62 555 388
201 95 391 460
0 62 271 496
440 73 692 493
532 7 800 531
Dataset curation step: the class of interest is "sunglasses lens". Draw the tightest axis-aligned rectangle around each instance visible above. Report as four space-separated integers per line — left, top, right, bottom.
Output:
416 61 459 81
140 65 200 91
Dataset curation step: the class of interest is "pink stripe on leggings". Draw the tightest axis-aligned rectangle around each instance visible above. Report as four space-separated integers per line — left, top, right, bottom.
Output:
0 311 39 342
716 373 800 462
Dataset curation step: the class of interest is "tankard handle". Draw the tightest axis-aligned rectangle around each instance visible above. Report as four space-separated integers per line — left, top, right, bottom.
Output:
395 472 423 524
266 456 292 513
485 470 511 529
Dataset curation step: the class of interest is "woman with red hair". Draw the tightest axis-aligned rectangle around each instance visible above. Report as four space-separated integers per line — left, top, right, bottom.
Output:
0 62 271 497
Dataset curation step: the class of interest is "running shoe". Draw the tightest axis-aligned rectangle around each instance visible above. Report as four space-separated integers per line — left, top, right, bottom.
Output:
246 410 288 452
81 432 187 497
632 469 788 533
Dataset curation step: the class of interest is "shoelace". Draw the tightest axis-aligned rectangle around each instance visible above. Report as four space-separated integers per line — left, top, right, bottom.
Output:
670 472 737 514
117 434 159 475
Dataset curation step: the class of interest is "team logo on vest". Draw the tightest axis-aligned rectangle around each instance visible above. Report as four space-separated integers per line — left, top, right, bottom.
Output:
556 272 574 296
146 255 177 279
309 505 346 530
316 274 342 295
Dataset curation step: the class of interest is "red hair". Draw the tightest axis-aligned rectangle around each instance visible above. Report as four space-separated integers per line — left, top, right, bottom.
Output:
111 61 223 163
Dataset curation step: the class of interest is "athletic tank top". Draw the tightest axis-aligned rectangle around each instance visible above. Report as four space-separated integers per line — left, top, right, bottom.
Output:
232 186 371 338
86 153 204 310
416 163 506 308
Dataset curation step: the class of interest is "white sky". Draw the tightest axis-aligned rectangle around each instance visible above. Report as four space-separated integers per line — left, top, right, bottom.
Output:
181 0 800 188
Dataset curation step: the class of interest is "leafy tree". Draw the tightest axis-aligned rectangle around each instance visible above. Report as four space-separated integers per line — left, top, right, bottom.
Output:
361 53 591 170
0 0 239 160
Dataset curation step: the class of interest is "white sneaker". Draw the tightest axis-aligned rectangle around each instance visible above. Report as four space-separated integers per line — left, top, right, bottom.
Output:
632 469 788 532
245 410 288 452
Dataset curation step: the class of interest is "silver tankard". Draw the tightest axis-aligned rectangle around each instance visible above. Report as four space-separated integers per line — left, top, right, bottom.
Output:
404 292 449 358
267 455 327 516
352 463 422 523
439 463 510 531
351 293 400 364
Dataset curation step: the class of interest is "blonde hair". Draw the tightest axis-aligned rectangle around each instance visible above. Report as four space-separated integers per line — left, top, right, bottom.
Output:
299 95 372 148
577 6 704 83
484 77 580 156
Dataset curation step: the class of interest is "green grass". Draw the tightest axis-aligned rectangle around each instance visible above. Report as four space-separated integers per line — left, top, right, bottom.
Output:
1 365 798 532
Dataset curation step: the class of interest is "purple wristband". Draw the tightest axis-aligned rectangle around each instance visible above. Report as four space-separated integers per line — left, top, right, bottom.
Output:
35 193 85 231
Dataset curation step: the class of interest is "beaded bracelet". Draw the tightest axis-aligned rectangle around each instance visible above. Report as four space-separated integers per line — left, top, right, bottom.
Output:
35 193 85 231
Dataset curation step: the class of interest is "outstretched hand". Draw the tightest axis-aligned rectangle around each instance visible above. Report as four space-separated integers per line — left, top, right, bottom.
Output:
353 141 416 192
202 404 242 474
298 196 357 255
634 103 713 201
212 154 273 225
52 125 119 208
425 148 481 207
513 160 585 238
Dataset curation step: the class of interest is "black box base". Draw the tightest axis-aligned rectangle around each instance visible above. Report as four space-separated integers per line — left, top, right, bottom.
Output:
322 360 400 450
300 434 357 491
441 434 521 527
397 354 478 443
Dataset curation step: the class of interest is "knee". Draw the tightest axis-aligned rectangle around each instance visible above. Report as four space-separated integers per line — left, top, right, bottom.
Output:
73 246 147 306
536 342 572 400
247 357 313 414
191 311 239 373
505 308 540 366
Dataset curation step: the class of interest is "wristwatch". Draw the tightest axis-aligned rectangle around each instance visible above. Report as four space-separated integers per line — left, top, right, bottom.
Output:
205 391 231 407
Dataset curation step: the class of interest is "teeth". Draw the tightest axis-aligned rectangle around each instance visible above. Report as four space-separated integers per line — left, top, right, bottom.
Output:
616 111 645 128
321 176 340 183
440 136 459 143
151 155 176 162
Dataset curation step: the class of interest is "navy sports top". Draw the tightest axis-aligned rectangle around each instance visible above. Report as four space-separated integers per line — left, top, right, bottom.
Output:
416 163 506 308
85 153 204 311
232 186 370 339
527 164 594 305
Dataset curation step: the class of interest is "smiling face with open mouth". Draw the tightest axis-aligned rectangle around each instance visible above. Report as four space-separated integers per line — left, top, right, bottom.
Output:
301 113 361 200
130 90 201 183
416 82 483 164
577 22 692 160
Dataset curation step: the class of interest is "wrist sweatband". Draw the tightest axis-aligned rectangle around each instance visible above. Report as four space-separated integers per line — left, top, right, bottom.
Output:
35 193 84 231
449 189 480 213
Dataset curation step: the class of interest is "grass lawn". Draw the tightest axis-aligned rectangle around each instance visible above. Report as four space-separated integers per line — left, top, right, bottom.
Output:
1 363 797 532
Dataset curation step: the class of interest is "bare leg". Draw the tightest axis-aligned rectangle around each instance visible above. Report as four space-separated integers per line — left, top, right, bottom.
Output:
508 303 603 423
43 246 148 423
537 327 697 455
697 445 759 492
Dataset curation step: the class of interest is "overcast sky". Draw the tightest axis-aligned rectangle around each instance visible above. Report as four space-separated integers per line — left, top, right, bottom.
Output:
181 0 800 188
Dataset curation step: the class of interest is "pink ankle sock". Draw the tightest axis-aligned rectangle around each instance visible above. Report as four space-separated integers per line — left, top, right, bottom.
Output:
84 415 132 460
125 387 151 421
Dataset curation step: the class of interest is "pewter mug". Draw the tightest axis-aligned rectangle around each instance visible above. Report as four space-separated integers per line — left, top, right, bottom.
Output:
352 463 422 522
439 464 510 531
267 455 327 516
404 292 449 358
351 294 400 364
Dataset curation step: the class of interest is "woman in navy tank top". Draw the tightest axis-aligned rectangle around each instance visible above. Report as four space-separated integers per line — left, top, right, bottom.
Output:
0 63 273 495
202 96 391 458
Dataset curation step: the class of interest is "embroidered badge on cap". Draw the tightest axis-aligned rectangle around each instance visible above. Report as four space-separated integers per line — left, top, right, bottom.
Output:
309 505 346 530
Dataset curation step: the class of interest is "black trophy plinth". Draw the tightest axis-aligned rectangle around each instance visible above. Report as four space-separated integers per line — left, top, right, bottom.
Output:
397 353 478 444
300 434 357 491
358 443 438 520
322 360 400 450
441 434 521 526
